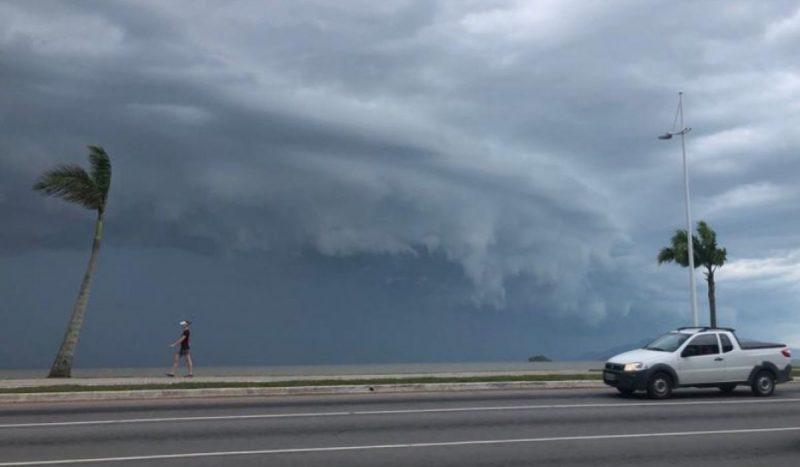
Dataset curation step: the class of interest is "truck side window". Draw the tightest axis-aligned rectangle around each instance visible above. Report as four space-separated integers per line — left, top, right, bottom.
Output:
719 334 734 353
683 333 720 356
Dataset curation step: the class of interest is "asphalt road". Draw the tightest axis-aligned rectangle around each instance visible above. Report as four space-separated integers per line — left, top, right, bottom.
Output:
3 384 800 466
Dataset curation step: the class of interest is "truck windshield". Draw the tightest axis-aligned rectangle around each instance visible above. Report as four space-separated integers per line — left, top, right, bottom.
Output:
645 333 690 352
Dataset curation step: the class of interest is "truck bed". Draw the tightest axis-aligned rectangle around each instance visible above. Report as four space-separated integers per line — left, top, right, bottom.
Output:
738 339 785 350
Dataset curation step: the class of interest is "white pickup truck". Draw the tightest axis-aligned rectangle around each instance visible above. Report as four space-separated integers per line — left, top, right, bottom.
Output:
603 327 792 399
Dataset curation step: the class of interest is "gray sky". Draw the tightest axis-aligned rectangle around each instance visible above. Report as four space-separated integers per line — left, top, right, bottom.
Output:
2 0 800 368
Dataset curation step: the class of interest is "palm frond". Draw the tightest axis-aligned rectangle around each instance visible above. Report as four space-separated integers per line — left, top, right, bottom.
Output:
87 145 111 200
696 220 725 268
658 220 727 271
712 247 727 267
696 220 717 254
33 165 103 210
658 229 693 268
657 247 675 264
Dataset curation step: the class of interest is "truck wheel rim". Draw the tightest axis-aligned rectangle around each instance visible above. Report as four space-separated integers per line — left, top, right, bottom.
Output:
758 377 772 392
654 379 668 394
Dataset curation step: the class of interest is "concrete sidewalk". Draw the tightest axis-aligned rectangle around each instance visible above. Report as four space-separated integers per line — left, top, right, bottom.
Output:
0 370 599 389
4 370 796 404
0 369 605 404
0 380 606 404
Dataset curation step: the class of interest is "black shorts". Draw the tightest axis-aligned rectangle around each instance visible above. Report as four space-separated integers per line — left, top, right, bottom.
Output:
179 347 190 356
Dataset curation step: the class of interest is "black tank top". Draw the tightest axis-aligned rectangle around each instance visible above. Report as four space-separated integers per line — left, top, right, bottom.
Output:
181 329 190 349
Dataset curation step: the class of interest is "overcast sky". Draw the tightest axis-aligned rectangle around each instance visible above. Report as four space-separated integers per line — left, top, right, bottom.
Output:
3 0 800 369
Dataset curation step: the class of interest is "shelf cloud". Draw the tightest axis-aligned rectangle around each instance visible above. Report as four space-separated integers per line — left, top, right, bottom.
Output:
2 1 800 366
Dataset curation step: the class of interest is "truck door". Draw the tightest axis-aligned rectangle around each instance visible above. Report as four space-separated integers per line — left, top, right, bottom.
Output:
719 333 751 382
677 333 726 385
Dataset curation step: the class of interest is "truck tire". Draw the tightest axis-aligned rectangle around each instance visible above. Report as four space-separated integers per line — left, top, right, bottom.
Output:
647 372 672 399
718 384 737 394
751 370 775 397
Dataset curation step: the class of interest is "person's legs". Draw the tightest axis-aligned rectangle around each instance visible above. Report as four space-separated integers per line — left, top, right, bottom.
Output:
168 353 179 376
185 353 193 376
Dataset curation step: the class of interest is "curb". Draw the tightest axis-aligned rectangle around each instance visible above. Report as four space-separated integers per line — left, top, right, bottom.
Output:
0 380 605 404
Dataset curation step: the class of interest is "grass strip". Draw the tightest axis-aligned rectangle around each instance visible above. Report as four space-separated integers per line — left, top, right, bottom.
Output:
0 374 603 394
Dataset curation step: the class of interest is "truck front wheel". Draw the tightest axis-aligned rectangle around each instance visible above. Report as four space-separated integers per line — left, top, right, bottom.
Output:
647 373 672 399
751 370 775 397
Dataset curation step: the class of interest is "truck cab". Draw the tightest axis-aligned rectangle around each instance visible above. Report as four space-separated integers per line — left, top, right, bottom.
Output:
602 327 792 399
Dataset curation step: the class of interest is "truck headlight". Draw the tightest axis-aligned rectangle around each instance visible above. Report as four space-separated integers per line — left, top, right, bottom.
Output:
623 362 646 372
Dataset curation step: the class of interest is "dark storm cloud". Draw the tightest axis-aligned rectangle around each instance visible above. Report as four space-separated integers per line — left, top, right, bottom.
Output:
3 0 800 367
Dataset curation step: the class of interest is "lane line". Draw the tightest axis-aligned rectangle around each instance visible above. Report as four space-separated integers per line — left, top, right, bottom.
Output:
3 426 800 465
4 397 800 429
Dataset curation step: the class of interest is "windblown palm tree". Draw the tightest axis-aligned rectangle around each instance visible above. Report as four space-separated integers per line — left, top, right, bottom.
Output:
658 221 727 328
34 146 111 377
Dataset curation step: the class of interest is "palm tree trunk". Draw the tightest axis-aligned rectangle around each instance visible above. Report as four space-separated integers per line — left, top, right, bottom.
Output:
48 212 104 378
707 268 717 328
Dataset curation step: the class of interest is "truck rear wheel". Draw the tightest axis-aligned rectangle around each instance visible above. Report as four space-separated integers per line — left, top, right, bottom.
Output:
751 370 775 397
646 373 672 399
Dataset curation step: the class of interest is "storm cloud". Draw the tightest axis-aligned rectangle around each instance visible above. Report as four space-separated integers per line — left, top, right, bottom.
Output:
2 1 800 368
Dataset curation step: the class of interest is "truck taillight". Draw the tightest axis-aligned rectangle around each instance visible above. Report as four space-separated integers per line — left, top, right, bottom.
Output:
781 348 792 358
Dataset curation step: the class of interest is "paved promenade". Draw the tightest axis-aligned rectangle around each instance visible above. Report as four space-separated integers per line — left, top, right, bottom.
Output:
0 370 599 388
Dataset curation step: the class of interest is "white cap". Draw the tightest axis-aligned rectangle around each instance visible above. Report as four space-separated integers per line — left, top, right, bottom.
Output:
179 320 190 326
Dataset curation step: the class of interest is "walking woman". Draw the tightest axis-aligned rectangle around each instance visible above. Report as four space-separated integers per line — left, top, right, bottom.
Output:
167 320 193 377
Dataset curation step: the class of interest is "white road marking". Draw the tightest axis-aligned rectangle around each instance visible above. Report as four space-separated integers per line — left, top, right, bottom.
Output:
3 397 800 429
2 426 800 465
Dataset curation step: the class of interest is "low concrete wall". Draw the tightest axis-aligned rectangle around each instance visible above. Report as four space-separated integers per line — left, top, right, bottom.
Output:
0 380 605 404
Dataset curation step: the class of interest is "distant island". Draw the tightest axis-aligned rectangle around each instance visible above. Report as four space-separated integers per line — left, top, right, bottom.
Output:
528 355 552 362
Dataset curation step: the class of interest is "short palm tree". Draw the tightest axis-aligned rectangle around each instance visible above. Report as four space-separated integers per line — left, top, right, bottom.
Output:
658 221 727 328
34 146 112 378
